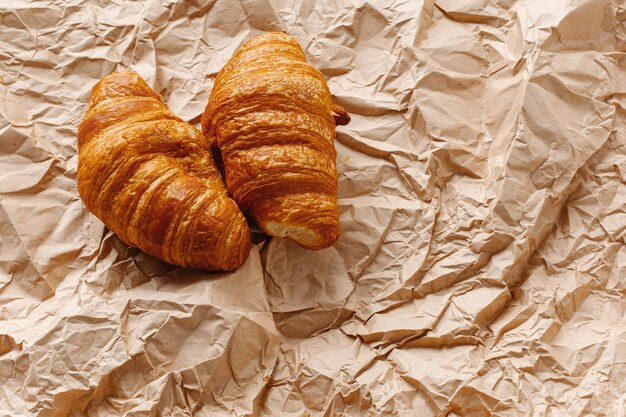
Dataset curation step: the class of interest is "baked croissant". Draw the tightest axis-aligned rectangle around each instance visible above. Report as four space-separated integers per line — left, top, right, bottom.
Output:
202 32 350 250
78 71 251 271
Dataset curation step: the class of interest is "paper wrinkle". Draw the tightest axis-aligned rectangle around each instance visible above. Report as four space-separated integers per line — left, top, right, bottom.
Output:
1 0 625 415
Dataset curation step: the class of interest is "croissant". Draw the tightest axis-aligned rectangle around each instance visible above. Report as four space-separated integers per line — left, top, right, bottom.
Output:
201 32 350 250
77 71 251 271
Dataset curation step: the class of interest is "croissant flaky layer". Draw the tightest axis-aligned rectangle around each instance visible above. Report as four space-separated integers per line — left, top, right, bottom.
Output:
78 71 251 271
202 32 350 250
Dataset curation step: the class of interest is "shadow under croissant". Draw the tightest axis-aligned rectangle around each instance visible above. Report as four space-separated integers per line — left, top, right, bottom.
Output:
106 226 269 281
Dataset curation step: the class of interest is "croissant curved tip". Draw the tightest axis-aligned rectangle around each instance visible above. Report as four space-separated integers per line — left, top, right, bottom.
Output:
214 213 252 271
332 103 350 126
88 71 161 110
220 238 252 271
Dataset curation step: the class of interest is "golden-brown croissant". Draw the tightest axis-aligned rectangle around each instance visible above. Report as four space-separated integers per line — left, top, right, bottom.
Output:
201 32 350 250
78 71 251 271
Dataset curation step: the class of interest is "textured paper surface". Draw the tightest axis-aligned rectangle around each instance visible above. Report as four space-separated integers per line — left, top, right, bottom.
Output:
1 0 625 415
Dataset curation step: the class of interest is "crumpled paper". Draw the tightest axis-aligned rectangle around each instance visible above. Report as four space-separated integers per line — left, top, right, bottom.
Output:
1 0 625 415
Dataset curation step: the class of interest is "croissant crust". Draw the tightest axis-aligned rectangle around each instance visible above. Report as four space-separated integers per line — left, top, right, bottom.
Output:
78 71 251 271
202 32 350 250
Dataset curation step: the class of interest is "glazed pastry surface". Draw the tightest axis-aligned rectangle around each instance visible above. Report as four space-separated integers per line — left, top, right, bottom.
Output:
202 32 350 250
78 71 251 271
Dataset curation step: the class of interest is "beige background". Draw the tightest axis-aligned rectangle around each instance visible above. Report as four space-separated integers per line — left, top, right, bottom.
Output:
0 0 625 415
